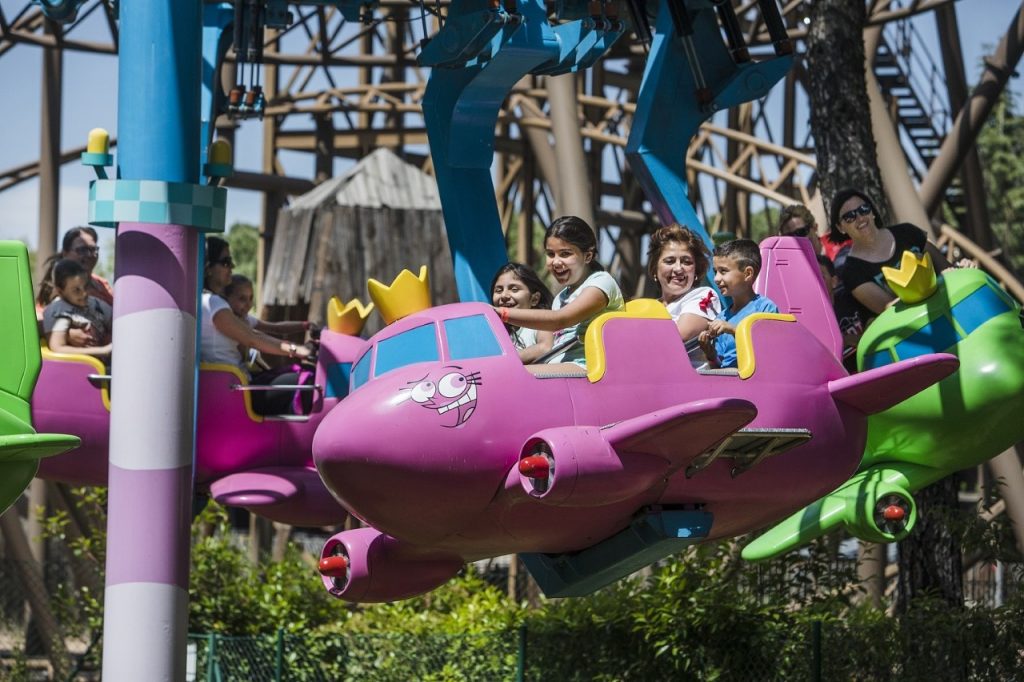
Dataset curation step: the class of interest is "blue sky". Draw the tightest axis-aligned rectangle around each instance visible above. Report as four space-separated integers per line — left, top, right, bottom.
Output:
0 1 1020 258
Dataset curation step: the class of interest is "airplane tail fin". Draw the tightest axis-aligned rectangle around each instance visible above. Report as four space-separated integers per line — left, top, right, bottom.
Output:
0 241 79 514
756 236 843 361
0 241 43 426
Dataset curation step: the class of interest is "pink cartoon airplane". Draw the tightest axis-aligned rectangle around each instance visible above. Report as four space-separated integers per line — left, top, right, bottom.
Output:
311 239 959 602
32 299 372 527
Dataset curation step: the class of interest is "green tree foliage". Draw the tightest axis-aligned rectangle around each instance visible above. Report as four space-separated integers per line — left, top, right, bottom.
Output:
189 504 335 635
976 93 1024 276
227 222 259 283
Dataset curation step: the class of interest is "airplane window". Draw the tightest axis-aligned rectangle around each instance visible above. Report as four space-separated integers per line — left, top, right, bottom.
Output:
352 351 372 391
325 362 352 400
894 315 959 361
951 284 1013 336
374 323 440 377
444 314 503 360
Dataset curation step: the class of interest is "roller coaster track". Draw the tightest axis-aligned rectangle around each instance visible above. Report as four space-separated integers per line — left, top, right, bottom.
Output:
2 0 1016 298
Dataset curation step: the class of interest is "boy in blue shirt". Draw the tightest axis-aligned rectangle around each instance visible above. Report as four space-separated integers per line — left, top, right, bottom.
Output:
698 239 779 368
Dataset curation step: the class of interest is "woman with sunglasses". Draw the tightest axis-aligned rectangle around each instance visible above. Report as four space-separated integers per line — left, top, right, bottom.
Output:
777 204 823 256
36 227 113 311
828 188 950 316
201 236 314 415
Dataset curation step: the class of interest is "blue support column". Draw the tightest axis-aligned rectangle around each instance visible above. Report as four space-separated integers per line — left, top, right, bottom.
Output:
100 1 203 679
422 0 559 302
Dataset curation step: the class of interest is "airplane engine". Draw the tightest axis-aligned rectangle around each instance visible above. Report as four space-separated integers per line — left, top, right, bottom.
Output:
845 482 917 543
515 426 667 507
317 528 463 603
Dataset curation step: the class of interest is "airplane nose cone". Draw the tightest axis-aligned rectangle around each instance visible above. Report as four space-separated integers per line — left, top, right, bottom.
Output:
312 384 501 541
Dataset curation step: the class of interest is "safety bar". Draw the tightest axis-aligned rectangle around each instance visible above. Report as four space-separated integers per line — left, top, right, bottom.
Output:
229 384 323 394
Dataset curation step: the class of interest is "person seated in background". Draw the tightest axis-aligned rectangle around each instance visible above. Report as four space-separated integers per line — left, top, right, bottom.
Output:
201 236 315 415
499 216 625 371
224 273 314 337
42 259 113 361
777 204 823 256
36 226 113 345
698 239 779 369
646 224 721 367
828 188 952 317
490 263 554 363
36 226 113 309
817 255 865 372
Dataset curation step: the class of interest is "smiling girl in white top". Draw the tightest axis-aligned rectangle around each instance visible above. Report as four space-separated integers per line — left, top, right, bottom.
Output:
497 216 624 369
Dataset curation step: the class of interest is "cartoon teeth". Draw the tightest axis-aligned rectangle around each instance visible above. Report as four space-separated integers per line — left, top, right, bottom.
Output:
436 386 477 414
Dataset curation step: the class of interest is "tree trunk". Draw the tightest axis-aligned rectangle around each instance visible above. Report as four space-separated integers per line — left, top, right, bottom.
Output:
804 0 888 223
896 477 966 681
896 477 964 611
805 0 964 620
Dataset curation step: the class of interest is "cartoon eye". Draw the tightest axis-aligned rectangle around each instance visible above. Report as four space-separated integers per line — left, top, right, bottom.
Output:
410 381 436 403
437 372 467 398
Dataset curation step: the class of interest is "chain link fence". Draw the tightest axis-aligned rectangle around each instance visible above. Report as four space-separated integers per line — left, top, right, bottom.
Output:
182 615 1024 682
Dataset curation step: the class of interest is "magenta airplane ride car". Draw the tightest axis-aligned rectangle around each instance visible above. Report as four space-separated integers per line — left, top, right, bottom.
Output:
311 239 958 602
31 312 367 527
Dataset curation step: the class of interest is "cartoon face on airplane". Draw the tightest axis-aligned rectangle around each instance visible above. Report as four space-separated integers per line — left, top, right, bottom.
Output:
406 367 481 427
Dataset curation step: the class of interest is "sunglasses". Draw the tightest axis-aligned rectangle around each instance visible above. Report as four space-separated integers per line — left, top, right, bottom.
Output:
74 246 100 256
785 226 814 238
840 203 873 224
212 257 235 268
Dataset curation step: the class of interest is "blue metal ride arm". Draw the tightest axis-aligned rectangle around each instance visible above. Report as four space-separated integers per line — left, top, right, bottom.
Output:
423 0 628 300
625 0 792 248
422 0 561 302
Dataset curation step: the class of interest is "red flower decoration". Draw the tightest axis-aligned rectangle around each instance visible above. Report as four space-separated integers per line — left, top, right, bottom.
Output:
698 291 715 313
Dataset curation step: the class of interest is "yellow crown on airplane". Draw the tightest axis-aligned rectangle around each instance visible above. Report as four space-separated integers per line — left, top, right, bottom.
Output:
326 296 375 336
367 265 431 325
882 250 937 304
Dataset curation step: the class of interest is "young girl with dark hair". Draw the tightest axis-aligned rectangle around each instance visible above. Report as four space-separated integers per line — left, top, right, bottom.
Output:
498 216 624 368
490 262 555 363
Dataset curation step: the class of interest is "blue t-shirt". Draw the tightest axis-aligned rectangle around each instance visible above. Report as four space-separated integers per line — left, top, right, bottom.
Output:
713 295 779 368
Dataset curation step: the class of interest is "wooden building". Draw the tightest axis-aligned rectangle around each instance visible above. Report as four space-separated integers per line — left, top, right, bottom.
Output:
262 148 457 335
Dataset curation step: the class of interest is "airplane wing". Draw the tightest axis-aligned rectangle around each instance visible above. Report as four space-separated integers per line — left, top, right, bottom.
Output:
828 353 958 415
0 433 81 461
603 396 758 469
514 398 759 507
741 462 933 561
209 466 348 527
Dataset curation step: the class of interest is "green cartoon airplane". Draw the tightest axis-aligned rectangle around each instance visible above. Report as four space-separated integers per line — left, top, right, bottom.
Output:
744 252 1024 560
0 241 79 514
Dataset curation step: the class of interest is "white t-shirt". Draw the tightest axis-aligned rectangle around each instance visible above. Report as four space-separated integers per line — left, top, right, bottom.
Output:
664 286 721 368
548 270 625 366
510 326 538 351
200 292 244 367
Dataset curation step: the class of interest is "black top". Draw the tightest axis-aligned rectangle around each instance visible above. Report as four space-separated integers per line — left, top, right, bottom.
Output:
839 223 928 296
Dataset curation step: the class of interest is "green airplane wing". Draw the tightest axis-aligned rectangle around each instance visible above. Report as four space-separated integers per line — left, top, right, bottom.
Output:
741 463 933 561
0 241 80 514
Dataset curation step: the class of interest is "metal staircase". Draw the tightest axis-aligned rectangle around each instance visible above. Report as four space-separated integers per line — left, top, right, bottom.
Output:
871 21 967 227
